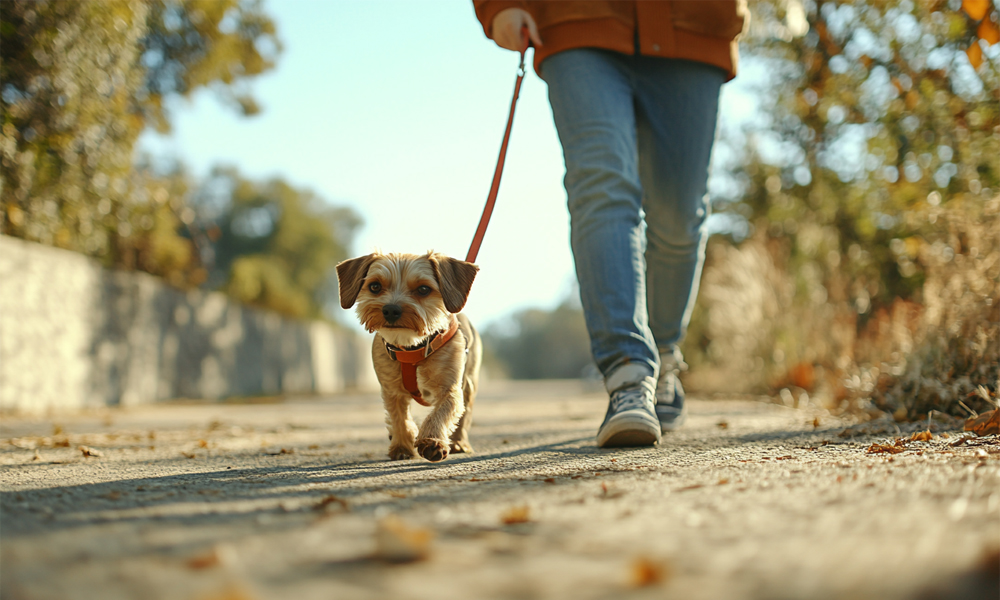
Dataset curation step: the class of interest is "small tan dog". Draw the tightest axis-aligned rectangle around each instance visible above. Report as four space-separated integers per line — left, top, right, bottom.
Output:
336 251 482 462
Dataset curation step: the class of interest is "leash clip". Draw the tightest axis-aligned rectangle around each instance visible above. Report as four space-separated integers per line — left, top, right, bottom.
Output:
517 27 529 77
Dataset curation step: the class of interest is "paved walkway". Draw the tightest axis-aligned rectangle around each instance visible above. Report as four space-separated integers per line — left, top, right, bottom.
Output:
1 380 997 600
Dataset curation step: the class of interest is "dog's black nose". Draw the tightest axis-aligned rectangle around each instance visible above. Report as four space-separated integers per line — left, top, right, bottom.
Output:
382 304 402 323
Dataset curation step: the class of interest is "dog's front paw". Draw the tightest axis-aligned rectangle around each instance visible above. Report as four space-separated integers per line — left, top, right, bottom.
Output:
415 438 449 462
387 444 417 461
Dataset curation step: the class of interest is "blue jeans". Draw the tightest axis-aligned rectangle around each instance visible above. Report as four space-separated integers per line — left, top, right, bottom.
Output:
540 49 725 382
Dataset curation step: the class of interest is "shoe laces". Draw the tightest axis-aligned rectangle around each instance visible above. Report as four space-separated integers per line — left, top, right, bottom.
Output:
610 379 655 413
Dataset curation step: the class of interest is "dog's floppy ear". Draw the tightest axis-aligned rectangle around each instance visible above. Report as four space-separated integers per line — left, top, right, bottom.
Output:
430 254 479 313
336 254 377 309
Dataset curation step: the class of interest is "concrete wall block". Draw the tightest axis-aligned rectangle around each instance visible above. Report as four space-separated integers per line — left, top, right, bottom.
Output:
0 235 365 412
0 236 100 412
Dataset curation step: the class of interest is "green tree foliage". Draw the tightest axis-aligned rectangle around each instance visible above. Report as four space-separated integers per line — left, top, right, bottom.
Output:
483 298 593 379
1 0 280 271
141 0 279 131
728 0 998 311
190 167 363 319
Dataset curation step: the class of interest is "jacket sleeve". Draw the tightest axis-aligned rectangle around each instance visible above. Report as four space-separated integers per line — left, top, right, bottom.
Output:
473 1 527 39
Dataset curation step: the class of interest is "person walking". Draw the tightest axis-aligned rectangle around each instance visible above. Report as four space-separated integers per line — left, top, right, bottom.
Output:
473 1 748 447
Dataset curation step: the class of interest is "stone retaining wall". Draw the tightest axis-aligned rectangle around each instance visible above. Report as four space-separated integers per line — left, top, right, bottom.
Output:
0 235 377 413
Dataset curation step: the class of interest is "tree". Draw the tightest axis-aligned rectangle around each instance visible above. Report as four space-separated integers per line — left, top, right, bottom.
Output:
483 297 593 379
727 0 997 307
190 167 363 319
689 0 999 414
1 0 280 271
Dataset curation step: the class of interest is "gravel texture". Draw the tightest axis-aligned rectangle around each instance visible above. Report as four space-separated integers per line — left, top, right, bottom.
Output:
1 380 998 600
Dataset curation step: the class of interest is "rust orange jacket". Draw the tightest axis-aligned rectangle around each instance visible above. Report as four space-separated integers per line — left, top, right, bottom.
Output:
473 1 748 80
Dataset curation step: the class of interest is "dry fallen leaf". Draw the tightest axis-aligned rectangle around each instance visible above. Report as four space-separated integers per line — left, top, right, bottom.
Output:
181 452 196 459
676 484 705 492
910 430 933 442
501 505 531 525
629 556 671 588
314 495 350 512
716 420 729 429
78 445 102 458
950 435 973 447
198 440 209 448
187 544 237 570
812 418 821 429
600 482 626 499
866 442 906 455
375 515 433 563
196 583 256 600
965 408 1000 437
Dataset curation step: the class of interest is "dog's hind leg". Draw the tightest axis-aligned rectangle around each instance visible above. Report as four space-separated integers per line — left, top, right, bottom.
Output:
450 319 482 454
449 375 477 454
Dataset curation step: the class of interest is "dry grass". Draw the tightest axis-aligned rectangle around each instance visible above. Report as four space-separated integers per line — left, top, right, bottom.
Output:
688 196 998 420
865 197 999 419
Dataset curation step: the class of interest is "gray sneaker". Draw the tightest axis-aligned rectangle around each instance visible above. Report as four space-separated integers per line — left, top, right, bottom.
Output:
597 377 662 448
655 355 687 433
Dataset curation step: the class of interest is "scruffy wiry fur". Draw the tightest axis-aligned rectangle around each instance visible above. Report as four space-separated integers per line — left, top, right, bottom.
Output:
336 251 482 462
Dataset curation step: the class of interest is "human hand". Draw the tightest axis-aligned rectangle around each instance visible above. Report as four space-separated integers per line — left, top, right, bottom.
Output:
491 8 542 51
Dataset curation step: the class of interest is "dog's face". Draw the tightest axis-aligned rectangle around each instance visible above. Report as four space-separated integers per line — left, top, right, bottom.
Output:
336 252 478 347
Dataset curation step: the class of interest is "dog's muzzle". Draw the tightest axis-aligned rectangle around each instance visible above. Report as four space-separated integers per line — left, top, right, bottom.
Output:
382 304 403 324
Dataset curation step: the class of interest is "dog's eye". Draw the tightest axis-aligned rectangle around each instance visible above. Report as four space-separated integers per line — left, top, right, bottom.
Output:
415 285 432 296
368 282 382 294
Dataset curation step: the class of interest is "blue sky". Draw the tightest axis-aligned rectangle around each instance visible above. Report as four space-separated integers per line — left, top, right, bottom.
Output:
140 0 759 328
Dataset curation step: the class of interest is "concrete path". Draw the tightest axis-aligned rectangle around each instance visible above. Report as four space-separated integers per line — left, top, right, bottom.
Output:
1 380 997 600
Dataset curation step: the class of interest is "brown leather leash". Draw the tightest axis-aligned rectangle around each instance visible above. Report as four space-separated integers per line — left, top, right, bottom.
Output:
466 28 530 264
387 32 530 404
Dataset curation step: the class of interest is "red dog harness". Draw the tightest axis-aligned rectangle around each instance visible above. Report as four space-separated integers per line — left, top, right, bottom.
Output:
383 315 460 406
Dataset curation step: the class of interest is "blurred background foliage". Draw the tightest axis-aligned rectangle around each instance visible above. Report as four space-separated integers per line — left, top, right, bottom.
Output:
1 0 997 419
685 0 999 420
1 0 360 319
483 295 593 380
190 166 362 318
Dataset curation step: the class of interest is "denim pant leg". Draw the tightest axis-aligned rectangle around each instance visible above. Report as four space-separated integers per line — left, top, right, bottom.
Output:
542 49 658 380
633 58 725 353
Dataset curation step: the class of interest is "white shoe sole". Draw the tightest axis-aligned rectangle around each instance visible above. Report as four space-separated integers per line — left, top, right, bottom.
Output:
597 412 662 448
